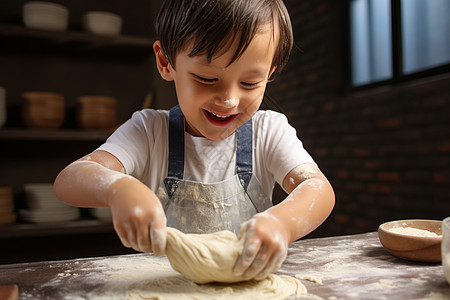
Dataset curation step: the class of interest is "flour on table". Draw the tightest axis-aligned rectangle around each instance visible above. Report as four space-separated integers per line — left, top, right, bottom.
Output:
295 274 323 285
48 228 307 300
128 273 306 300
415 292 450 300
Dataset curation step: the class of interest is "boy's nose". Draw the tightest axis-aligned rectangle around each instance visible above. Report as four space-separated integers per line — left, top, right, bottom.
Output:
214 97 239 108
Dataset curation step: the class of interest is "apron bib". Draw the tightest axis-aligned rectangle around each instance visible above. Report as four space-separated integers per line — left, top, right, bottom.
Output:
156 105 272 234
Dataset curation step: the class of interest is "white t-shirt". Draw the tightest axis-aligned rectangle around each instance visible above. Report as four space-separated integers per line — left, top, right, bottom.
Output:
97 109 315 201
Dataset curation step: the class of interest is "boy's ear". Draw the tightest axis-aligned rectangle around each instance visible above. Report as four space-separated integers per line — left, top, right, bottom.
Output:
268 66 277 81
153 41 174 81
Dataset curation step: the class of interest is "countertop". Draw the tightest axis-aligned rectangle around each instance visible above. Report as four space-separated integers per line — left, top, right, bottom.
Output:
0 232 448 299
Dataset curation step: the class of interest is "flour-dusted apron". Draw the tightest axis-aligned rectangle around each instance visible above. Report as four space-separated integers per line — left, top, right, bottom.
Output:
156 105 272 234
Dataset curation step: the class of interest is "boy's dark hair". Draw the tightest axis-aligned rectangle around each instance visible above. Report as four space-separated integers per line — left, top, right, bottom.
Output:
154 0 293 75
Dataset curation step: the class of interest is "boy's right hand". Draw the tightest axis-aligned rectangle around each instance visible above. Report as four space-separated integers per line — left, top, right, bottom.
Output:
107 176 167 256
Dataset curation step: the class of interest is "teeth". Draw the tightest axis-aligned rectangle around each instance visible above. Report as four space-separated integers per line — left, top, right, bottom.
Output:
211 112 229 119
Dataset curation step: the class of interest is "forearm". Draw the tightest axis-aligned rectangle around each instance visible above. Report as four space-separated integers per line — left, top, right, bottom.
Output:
54 159 132 208
266 177 335 243
55 155 167 255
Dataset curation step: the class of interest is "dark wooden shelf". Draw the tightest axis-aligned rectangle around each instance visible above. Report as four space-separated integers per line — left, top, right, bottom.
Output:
0 128 112 141
0 3 154 262
0 24 154 59
0 219 114 239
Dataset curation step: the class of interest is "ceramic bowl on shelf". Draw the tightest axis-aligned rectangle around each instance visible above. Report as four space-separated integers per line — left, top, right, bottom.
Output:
76 95 117 129
23 1 69 31
378 219 442 262
82 11 122 36
22 91 65 129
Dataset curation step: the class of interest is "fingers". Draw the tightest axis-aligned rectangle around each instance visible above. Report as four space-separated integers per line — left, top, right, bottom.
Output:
238 243 287 280
233 216 288 280
149 212 167 256
113 209 167 254
113 222 135 249
254 248 287 280
233 234 262 277
233 220 259 275
137 222 152 252
240 245 268 280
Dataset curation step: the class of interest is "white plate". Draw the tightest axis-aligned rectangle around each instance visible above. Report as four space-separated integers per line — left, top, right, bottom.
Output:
24 183 53 190
19 208 80 223
24 183 69 210
90 208 112 221
25 196 70 210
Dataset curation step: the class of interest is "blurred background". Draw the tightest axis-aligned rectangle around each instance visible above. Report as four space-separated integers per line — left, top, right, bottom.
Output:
0 0 448 264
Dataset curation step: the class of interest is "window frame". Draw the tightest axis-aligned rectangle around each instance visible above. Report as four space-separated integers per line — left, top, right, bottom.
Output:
347 0 450 90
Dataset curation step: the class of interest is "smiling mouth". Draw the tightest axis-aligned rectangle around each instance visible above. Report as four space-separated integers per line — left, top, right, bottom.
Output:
203 109 237 125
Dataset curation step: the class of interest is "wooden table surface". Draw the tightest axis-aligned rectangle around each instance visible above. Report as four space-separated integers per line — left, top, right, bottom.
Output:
0 232 448 299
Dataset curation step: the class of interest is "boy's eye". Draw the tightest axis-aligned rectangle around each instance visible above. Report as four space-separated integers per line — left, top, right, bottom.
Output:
241 81 258 86
193 74 217 84
241 81 261 88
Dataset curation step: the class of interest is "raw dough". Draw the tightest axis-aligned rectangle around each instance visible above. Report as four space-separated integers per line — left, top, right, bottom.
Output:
129 272 307 300
161 227 307 299
165 227 246 283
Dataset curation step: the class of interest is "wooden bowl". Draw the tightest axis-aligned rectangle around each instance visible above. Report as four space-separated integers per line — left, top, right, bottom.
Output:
76 96 117 129
22 92 65 129
378 219 442 262
0 186 13 207
0 186 15 227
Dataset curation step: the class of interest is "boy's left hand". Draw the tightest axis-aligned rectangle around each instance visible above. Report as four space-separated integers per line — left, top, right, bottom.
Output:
232 212 288 280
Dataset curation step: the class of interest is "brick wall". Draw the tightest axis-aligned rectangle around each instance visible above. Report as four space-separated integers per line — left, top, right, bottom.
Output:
268 0 450 237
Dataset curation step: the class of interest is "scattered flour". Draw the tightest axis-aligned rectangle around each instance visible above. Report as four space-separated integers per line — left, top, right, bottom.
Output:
33 253 309 300
443 255 450 283
295 274 323 285
415 292 450 300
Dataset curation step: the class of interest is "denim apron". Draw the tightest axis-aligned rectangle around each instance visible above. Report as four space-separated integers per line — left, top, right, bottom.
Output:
156 105 272 234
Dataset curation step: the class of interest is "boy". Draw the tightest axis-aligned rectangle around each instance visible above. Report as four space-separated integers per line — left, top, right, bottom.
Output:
54 0 335 281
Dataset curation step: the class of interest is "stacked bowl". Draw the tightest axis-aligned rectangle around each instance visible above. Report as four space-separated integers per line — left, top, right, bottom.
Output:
76 96 117 129
22 92 65 129
20 183 79 223
23 1 69 31
0 187 16 227
82 11 123 36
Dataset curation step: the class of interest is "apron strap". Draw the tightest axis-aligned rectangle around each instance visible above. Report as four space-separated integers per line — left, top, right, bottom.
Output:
236 119 253 190
168 105 185 179
165 105 185 198
165 105 253 197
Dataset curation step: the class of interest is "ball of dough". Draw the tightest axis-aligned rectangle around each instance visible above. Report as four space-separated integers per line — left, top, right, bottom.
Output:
165 227 247 284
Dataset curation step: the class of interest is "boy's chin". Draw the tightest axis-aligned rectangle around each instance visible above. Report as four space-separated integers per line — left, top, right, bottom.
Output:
203 125 240 141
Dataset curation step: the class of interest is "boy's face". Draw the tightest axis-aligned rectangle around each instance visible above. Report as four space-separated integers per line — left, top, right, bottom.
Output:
156 24 278 141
